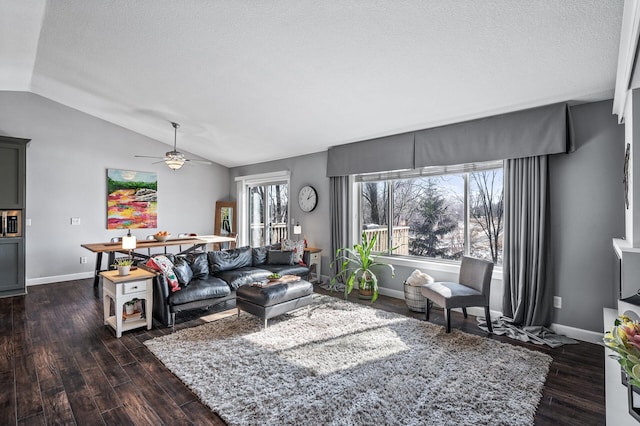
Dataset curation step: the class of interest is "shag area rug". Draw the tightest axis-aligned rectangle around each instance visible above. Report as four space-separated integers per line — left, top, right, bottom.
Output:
145 295 552 426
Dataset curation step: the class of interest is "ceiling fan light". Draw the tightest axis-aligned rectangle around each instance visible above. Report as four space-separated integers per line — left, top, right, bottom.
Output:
165 158 185 170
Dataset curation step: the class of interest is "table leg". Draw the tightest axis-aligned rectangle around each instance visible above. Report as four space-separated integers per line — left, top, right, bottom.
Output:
93 252 103 297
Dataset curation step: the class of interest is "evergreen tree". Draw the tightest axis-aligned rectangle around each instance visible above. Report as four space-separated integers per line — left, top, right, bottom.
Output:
410 181 459 259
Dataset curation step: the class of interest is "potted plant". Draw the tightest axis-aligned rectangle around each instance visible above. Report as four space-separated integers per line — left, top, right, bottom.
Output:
330 231 395 302
124 299 138 315
112 258 134 276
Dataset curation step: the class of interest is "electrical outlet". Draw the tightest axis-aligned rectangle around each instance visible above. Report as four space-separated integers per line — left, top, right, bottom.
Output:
71 217 81 225
553 296 562 309
80 256 88 264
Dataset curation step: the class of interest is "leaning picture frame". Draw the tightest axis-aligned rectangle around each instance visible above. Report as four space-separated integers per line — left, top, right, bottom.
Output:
215 201 236 236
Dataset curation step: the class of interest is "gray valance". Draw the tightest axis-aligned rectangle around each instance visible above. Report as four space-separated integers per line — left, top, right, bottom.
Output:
326 132 414 177
414 103 574 168
326 102 574 177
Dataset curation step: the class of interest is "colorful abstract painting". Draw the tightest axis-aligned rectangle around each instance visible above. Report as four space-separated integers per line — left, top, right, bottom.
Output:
107 169 157 229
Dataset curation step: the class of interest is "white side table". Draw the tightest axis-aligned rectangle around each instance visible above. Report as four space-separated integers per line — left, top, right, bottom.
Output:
304 247 322 284
100 268 156 338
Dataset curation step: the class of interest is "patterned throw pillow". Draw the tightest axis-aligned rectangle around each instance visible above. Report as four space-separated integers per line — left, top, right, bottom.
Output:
281 239 306 265
147 255 180 292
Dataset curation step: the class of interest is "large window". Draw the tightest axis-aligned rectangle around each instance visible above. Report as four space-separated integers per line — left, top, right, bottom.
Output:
358 161 503 265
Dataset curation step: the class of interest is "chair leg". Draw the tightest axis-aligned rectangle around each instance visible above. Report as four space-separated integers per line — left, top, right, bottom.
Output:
445 308 451 333
462 307 468 318
485 306 493 333
425 299 430 321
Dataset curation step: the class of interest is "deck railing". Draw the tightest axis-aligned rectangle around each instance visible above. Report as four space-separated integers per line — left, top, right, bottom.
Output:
363 226 410 255
250 223 289 246
248 223 409 255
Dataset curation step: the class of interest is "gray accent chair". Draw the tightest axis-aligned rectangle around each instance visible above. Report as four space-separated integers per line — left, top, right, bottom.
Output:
420 256 494 333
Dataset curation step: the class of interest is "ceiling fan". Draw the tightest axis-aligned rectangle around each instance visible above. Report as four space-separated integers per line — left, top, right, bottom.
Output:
135 122 212 170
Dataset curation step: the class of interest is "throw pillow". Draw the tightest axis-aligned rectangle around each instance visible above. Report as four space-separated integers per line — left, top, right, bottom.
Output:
252 246 270 266
146 255 180 292
172 257 193 286
187 252 209 279
281 239 305 264
267 250 295 265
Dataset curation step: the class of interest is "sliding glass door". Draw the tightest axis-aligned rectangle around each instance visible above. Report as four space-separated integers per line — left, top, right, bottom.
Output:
248 183 289 247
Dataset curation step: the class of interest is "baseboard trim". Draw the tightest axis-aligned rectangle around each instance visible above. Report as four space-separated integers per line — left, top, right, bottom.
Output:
549 323 602 344
27 272 94 286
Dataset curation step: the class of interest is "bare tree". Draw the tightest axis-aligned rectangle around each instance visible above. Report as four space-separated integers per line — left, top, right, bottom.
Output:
470 170 504 263
362 182 388 225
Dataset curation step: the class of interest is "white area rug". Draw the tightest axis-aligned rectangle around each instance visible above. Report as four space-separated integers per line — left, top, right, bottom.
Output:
145 295 552 425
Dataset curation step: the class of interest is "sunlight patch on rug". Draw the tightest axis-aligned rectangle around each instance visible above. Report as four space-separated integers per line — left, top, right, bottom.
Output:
145 295 552 426
275 326 410 375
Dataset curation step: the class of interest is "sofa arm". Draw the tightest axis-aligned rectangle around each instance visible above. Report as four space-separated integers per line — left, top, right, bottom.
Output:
150 271 172 327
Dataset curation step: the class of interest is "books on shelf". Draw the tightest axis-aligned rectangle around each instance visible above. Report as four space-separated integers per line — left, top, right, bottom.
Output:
122 310 143 321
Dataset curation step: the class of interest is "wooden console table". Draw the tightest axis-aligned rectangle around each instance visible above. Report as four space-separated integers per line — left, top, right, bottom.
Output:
83 235 235 296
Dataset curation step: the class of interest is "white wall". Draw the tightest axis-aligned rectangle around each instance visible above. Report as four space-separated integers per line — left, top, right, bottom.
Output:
0 91 230 284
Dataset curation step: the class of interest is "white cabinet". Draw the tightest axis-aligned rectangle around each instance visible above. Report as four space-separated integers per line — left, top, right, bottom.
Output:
101 268 155 338
305 247 322 284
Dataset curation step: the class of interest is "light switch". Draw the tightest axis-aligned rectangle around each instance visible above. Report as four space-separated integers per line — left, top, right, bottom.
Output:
71 217 81 225
26 218 32 227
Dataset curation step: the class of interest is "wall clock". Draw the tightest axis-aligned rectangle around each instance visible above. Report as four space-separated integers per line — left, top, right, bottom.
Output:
298 185 318 212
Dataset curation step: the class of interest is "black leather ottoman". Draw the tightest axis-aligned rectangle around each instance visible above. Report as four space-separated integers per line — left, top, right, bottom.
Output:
236 279 314 328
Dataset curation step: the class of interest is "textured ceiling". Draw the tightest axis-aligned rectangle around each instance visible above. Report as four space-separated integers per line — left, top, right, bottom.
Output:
0 0 625 167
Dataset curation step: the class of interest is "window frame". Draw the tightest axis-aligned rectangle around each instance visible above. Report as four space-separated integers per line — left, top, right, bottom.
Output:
354 160 503 266
235 170 291 247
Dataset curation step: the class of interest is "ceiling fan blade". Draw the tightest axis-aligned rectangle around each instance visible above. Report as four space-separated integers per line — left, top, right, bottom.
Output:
185 159 213 165
151 159 167 164
135 154 165 159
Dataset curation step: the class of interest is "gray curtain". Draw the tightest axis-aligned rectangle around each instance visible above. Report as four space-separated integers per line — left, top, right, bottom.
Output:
502 155 551 326
330 176 350 276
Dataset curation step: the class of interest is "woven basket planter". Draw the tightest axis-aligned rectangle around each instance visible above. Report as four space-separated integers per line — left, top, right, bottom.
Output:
404 281 427 312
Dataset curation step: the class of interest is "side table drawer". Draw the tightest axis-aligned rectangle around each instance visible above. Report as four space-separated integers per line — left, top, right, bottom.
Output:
123 280 147 294
310 253 320 263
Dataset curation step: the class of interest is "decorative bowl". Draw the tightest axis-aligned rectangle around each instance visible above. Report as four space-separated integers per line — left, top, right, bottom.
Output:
153 234 171 242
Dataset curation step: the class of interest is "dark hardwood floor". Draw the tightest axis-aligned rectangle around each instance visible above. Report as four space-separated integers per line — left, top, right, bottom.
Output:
1 279 604 425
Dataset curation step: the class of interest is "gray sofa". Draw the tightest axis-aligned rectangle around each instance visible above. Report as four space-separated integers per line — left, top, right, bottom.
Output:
150 245 310 326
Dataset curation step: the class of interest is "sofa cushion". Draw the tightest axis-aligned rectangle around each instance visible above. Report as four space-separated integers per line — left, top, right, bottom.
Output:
168 276 231 306
187 252 209 278
172 257 193 286
214 266 271 290
267 250 294 265
208 246 253 273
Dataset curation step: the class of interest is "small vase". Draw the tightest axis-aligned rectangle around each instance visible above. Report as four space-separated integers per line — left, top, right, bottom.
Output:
117 265 130 276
